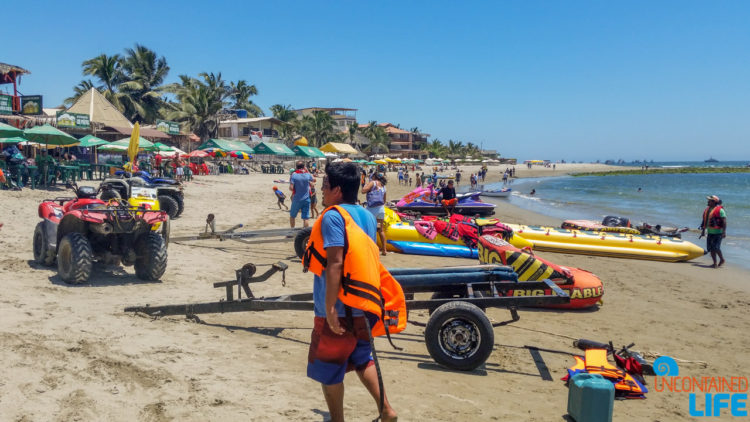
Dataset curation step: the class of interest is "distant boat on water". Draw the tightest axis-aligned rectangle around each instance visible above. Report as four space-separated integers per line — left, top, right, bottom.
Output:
705 157 719 163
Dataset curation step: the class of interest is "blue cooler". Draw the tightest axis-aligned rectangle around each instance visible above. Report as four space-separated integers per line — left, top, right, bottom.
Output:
567 373 614 422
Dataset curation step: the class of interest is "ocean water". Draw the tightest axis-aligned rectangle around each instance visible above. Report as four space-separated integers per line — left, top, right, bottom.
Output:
478 164 750 268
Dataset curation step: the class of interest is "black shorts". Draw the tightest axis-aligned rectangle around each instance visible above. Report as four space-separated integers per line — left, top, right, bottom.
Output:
707 233 723 252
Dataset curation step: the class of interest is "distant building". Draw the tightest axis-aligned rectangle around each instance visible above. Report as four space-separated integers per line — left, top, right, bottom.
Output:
360 122 429 158
294 107 357 132
217 116 286 143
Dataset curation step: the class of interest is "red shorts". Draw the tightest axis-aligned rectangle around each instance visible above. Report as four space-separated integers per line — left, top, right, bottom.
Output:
307 316 374 385
442 198 458 206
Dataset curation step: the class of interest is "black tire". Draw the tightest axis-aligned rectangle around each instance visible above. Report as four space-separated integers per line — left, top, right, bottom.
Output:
57 232 93 284
160 217 170 248
174 194 185 217
134 233 167 281
424 301 494 371
294 226 312 259
33 222 56 266
158 195 179 219
100 189 121 201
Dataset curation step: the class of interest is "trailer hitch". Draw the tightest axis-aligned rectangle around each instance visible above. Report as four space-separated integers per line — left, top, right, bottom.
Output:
213 261 288 301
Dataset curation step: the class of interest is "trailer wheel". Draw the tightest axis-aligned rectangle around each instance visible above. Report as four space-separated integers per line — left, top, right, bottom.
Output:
425 301 494 371
294 227 312 259
429 291 486 314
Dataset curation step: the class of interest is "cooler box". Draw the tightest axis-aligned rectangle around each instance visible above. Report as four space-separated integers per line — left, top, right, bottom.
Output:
567 373 614 422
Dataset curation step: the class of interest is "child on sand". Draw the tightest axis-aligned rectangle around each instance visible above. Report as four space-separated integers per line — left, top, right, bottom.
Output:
273 186 289 210
310 185 319 218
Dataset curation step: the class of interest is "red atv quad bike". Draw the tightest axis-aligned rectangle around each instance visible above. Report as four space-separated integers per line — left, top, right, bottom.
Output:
32 183 169 284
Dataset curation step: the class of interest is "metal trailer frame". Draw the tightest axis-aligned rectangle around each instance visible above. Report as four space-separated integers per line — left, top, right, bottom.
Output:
168 214 303 247
125 262 570 371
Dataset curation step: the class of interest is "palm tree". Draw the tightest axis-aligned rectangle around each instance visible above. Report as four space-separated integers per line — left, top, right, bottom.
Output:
63 80 97 106
81 54 124 107
118 44 170 123
270 104 298 143
447 139 464 157
423 139 446 158
164 74 225 141
230 80 263 117
347 122 360 149
364 126 390 155
299 110 337 147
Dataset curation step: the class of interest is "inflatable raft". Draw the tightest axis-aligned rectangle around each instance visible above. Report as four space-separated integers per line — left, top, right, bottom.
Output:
381 208 533 256
504 224 705 262
477 235 603 309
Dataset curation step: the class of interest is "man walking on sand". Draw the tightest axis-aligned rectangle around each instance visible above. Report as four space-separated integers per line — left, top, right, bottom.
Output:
289 160 315 228
700 195 727 268
304 163 398 422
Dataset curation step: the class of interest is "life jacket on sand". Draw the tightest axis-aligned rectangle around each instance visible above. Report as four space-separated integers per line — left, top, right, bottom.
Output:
702 206 725 230
303 205 407 339
563 349 648 399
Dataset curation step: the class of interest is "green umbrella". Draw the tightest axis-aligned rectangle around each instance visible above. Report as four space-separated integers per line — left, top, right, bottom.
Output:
0 122 23 138
77 134 109 148
150 142 175 152
109 137 155 149
98 143 129 152
24 124 78 146
0 136 27 144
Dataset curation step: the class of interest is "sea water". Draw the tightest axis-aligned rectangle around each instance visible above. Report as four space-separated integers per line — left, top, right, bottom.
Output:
479 164 750 268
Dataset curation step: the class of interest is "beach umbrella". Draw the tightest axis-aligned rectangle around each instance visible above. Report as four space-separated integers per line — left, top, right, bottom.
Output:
149 142 176 152
24 124 78 146
202 148 227 157
0 136 27 144
230 150 252 159
366 161 376 165
127 122 140 164
77 134 109 148
185 150 209 158
98 144 129 152
0 122 23 138
374 159 387 165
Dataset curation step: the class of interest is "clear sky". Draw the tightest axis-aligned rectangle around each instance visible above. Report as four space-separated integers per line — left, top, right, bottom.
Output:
4 1 749 162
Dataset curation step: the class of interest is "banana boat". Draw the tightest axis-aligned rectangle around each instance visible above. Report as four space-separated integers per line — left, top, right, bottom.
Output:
381 208 533 253
503 224 705 262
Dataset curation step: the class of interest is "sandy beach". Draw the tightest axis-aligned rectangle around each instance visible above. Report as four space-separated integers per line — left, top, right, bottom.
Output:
1 163 749 421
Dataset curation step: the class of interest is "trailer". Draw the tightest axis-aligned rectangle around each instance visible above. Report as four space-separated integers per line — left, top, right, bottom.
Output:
124 262 570 371
169 213 304 247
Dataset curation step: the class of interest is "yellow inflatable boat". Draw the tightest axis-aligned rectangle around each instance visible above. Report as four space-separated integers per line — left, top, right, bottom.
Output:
504 224 705 262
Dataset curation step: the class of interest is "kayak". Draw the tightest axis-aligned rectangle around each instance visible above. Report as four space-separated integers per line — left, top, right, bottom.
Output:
388 241 478 258
477 235 603 309
505 224 705 262
480 188 512 198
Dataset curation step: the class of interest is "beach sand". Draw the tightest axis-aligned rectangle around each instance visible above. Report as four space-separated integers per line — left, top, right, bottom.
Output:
1 163 748 421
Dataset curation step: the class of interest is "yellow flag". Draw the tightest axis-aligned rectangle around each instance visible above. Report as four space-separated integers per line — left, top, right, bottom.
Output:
128 122 140 164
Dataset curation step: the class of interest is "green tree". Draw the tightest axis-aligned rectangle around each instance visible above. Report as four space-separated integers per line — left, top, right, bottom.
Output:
299 110 337 147
447 139 464 157
81 54 124 107
364 126 390 155
118 44 170 123
164 73 226 141
63 80 96 106
270 104 298 143
229 80 263 117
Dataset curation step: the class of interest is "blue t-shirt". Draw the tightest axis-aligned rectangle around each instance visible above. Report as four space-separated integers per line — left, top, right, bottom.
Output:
290 171 313 201
313 204 377 317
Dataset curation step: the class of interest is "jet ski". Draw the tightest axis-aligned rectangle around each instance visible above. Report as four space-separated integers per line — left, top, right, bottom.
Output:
395 186 496 216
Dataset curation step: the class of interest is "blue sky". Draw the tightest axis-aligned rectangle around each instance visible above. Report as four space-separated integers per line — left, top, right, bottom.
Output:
4 1 749 161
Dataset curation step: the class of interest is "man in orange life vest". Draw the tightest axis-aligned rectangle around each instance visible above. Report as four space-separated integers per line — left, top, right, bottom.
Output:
700 195 727 268
305 162 398 422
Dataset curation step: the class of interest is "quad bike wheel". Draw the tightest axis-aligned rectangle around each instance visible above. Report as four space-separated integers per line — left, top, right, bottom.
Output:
158 195 179 219
33 222 56 266
425 301 494 371
294 227 313 260
134 233 168 281
57 232 93 284
160 217 170 248
100 189 121 201
174 195 185 217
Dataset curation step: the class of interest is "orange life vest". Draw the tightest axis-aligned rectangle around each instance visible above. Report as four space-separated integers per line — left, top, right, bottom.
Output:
702 206 725 230
303 205 407 338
